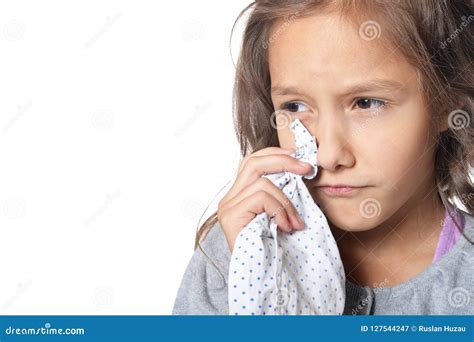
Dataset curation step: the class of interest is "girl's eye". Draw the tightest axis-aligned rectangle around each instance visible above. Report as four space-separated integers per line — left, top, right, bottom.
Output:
281 102 309 113
354 98 386 110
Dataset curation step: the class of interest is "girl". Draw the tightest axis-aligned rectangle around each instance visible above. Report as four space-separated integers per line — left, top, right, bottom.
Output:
173 0 473 315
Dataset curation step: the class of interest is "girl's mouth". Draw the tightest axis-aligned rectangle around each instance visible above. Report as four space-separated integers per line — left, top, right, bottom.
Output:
316 185 366 197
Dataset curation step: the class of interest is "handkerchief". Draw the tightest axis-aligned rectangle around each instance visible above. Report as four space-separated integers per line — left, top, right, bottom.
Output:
228 118 345 315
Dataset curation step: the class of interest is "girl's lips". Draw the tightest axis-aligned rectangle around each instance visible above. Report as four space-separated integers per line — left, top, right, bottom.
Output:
317 185 366 197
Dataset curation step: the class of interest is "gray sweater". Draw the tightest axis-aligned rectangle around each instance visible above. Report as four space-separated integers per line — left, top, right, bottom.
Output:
172 212 474 315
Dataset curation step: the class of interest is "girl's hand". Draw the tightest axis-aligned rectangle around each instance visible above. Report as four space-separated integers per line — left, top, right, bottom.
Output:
217 147 312 252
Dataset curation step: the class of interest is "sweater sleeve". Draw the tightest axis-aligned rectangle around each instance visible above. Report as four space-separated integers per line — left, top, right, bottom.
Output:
172 222 231 315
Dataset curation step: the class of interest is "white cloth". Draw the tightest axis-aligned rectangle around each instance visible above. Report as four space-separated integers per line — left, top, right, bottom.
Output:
228 118 345 315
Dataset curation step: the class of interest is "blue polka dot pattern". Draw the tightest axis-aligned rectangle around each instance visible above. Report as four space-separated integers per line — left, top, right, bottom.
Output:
228 118 346 315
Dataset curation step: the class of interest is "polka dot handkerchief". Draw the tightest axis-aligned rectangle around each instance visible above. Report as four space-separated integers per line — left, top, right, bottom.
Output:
228 118 346 315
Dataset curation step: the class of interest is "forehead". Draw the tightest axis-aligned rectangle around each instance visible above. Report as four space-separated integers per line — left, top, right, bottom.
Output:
267 13 415 89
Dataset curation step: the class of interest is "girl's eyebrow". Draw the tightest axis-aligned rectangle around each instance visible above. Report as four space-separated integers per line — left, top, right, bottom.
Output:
340 79 406 97
271 78 406 98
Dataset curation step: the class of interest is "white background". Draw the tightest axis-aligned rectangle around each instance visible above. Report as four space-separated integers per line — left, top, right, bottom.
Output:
0 0 252 314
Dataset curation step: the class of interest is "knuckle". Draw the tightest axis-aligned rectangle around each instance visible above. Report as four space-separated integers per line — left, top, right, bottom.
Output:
239 155 250 167
283 154 296 164
255 190 269 201
280 158 290 172
217 208 229 227
281 194 292 208
255 177 271 190
246 155 258 169
217 197 227 214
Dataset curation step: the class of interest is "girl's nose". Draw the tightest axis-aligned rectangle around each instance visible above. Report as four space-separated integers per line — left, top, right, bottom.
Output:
309 118 355 172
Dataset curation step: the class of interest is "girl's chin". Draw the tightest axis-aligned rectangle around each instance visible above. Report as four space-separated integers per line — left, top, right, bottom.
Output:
324 210 385 233
315 194 386 232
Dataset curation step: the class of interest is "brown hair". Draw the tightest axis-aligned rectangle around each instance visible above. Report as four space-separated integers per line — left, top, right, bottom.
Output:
194 0 474 257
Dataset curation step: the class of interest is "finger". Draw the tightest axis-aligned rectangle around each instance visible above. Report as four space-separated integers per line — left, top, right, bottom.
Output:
228 154 312 201
221 177 304 229
223 148 295 208
233 190 294 233
237 147 295 174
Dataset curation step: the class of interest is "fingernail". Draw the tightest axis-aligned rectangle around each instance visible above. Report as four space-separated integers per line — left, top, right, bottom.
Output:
297 161 309 168
292 215 304 229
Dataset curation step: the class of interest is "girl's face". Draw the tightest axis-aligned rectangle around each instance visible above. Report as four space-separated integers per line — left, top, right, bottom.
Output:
269 12 444 232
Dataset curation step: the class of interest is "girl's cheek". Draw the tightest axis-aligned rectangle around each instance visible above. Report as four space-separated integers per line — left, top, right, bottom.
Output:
276 127 297 150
